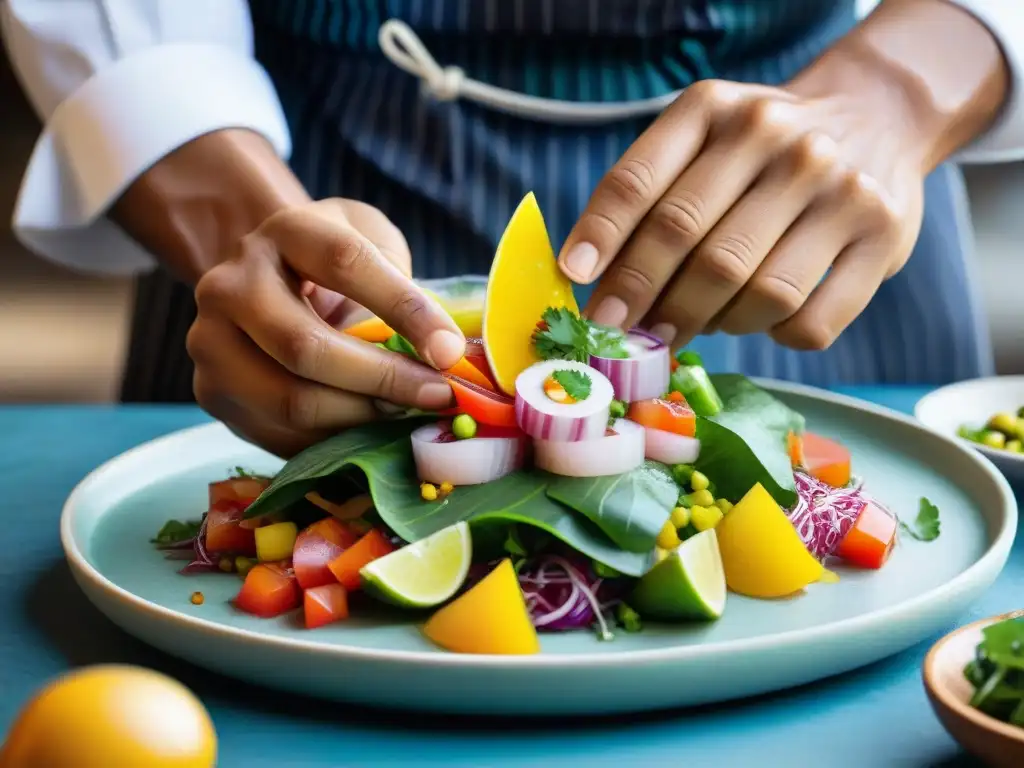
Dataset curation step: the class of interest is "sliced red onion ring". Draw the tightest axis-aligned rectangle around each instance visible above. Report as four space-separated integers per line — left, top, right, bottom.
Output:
589 330 670 403
534 419 645 477
411 422 525 485
514 360 613 442
643 425 700 464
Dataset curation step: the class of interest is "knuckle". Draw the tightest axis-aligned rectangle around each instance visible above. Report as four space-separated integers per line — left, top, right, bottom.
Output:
650 192 706 244
184 322 209 367
323 231 374 282
696 237 754 286
749 274 806 318
194 264 239 313
389 290 430 328
605 157 659 207
790 132 839 177
192 374 229 419
743 98 794 144
373 354 401 399
687 79 733 109
841 171 901 231
280 385 321 430
277 324 329 379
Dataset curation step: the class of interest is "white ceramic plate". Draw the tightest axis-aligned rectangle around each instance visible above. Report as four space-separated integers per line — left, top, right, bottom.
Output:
61 381 1017 715
915 376 1024 484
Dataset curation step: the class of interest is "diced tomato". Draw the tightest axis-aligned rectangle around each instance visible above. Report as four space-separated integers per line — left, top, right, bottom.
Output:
205 501 257 555
208 476 269 509
303 583 350 629
327 529 396 591
234 563 301 618
799 432 851 488
665 390 686 404
445 375 517 428
627 398 696 437
293 518 361 590
836 501 897 569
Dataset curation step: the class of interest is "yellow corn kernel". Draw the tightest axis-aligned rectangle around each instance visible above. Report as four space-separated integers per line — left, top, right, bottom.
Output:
691 504 724 532
439 481 455 495
671 506 691 529
716 498 734 513
656 520 681 550
690 489 715 507
689 470 710 491
420 483 438 501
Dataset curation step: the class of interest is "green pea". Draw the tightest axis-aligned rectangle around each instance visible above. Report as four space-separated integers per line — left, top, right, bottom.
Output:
452 413 478 440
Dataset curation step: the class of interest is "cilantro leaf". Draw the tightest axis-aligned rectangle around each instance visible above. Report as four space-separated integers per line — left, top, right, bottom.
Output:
899 497 941 542
151 518 202 546
552 369 592 401
533 307 628 362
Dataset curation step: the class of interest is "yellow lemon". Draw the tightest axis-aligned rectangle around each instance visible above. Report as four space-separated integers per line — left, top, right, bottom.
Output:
0 665 216 768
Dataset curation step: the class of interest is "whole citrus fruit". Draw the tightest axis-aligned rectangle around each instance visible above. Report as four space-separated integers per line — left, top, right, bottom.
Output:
0 665 216 767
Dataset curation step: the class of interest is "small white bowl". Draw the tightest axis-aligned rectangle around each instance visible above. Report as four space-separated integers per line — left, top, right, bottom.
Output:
915 376 1024 484
923 612 1024 767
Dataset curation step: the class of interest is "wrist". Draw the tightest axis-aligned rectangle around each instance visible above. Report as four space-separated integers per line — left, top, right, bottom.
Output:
111 129 311 285
787 0 1009 173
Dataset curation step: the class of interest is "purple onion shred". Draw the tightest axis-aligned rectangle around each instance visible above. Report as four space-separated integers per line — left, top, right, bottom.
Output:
161 516 219 575
787 472 865 560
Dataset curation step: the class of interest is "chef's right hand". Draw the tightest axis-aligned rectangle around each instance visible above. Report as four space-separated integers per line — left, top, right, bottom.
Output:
187 199 464 458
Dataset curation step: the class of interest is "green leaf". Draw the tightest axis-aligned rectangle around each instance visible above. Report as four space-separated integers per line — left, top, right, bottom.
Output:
694 374 804 507
245 420 653 576
533 306 628 362
545 461 676 552
243 419 432 520
899 497 941 542
551 369 592 401
383 333 420 360
151 518 202 546
979 617 1024 671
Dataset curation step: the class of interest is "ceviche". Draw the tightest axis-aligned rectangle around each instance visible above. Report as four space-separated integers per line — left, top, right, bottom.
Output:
152 193 940 655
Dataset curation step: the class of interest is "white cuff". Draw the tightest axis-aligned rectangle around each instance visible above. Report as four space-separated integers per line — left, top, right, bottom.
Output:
12 43 291 276
948 0 1024 164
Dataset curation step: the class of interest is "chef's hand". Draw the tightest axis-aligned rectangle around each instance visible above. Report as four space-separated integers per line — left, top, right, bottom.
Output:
559 78 925 351
187 199 464 457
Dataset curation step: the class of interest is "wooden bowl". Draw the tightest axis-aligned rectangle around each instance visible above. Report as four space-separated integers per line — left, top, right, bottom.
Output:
923 612 1024 767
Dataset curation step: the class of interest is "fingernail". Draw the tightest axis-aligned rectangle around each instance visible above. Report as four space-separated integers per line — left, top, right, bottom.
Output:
560 242 599 282
649 323 677 345
424 329 465 369
418 380 454 408
589 296 628 327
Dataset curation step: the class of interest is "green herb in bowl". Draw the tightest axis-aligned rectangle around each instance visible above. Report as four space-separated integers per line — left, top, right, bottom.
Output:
958 408 1024 454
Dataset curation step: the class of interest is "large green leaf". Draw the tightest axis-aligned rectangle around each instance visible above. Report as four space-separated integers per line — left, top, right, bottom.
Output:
695 374 803 508
545 461 676 553
245 421 654 576
243 419 430 520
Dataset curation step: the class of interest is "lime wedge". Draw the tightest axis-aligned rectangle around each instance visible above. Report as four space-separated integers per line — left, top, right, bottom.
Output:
360 522 472 608
629 529 727 620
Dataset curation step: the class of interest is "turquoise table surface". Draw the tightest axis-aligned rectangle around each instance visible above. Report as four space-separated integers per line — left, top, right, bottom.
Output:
0 388 1018 767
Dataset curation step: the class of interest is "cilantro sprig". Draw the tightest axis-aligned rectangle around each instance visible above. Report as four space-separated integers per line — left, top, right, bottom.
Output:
899 497 940 542
533 307 628 363
551 369 592 401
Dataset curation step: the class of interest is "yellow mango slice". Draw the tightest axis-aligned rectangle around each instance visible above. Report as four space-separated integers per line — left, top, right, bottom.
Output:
716 483 824 598
484 192 579 394
422 559 540 655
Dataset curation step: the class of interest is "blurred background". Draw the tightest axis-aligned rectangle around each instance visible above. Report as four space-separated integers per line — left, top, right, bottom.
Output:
2 36 1023 404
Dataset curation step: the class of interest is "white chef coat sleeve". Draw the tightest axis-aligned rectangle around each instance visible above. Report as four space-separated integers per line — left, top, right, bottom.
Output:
1 0 291 274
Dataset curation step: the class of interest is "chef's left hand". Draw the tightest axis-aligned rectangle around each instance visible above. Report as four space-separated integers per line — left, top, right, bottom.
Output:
558 78 926 351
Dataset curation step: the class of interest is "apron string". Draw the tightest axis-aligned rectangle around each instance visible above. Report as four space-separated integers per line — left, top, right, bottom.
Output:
378 19 681 124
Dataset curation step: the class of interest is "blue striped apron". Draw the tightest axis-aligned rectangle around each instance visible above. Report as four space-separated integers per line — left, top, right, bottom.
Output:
121 0 995 402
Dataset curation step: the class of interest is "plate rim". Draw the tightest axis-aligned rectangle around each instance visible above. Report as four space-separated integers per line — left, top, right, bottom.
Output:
914 375 1024 466
61 379 1018 669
